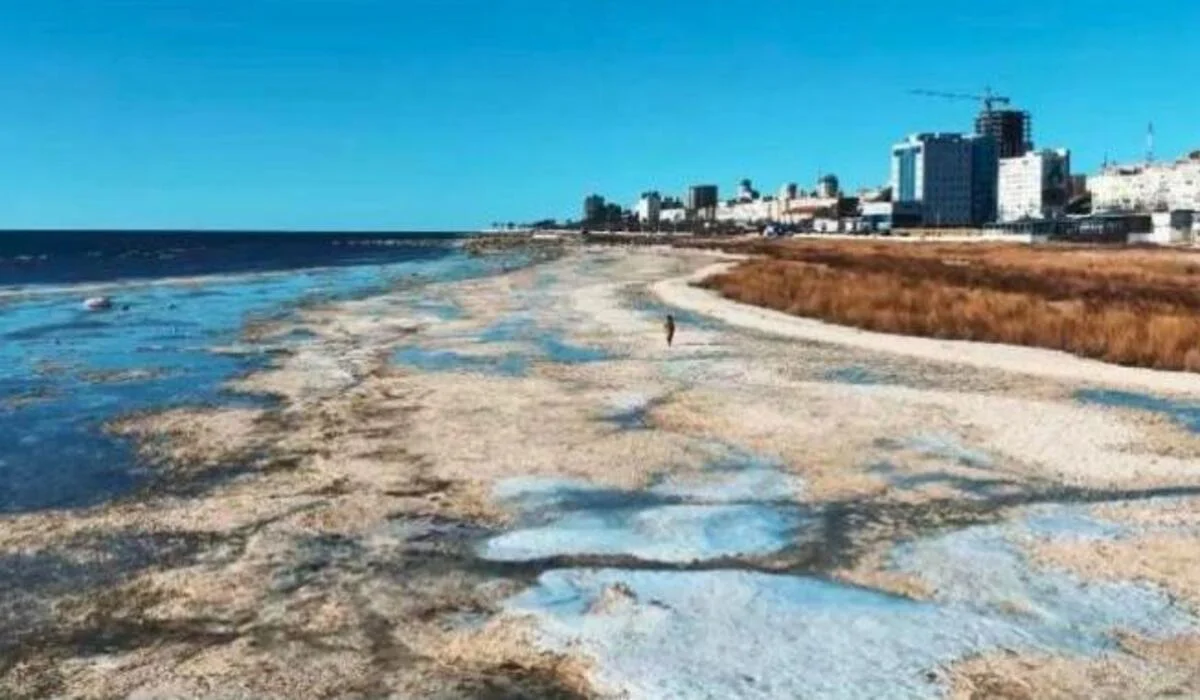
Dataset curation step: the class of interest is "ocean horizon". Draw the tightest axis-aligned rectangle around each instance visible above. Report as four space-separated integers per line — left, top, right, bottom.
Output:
0 229 482 288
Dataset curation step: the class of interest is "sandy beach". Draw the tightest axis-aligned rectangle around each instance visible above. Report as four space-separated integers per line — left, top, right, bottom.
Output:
5 244 1200 698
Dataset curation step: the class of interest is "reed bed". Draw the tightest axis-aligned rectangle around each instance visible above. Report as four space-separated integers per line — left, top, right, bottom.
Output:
696 241 1200 372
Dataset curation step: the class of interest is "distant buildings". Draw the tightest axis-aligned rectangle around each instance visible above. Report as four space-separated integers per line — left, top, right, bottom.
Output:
776 179 856 224
635 191 662 225
860 201 921 231
1089 152 1200 213
736 179 759 202
975 109 1033 159
997 149 1071 222
687 185 719 219
892 133 996 226
1137 210 1198 245
816 174 840 199
565 98 1198 245
970 136 999 225
583 194 606 224
658 206 687 225
696 175 860 227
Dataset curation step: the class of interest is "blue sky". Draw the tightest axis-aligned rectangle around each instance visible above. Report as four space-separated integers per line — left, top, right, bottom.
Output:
0 0 1196 230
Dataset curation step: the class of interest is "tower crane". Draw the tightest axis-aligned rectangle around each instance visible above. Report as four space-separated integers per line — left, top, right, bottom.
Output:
909 87 1011 114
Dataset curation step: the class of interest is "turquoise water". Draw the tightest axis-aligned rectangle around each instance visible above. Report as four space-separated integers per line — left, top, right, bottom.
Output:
0 244 526 513
479 316 610 364
1076 388 1200 434
480 446 806 564
392 314 610 376
824 365 894 386
392 347 530 377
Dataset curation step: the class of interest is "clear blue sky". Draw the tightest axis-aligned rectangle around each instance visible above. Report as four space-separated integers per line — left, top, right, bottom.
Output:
0 1 1196 230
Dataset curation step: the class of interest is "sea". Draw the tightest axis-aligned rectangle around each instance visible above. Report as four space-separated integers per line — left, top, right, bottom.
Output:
0 230 520 514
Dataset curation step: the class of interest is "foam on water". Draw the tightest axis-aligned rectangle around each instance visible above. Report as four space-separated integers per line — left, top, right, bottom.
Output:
509 569 1016 699
482 503 798 563
505 509 1196 699
1020 505 1128 540
480 447 806 564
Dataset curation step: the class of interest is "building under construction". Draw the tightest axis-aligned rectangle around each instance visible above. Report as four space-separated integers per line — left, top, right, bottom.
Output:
975 108 1032 159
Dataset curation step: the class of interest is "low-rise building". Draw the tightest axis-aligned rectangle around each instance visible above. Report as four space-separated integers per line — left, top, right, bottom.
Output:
860 201 922 232
658 207 687 225
1090 153 1200 213
997 149 1071 223
1131 210 1196 245
989 213 1151 243
715 198 773 224
773 175 858 225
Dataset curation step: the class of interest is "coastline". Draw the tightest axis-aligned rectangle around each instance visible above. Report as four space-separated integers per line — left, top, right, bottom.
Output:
3 244 1200 697
654 259 1200 396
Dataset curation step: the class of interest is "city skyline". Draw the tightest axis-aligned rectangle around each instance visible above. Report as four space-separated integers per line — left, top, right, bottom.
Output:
0 0 1197 230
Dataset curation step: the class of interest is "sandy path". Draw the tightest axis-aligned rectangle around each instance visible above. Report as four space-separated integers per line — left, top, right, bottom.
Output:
655 260 1200 396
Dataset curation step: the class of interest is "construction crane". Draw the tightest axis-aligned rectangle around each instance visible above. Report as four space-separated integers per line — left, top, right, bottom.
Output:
909 87 1011 114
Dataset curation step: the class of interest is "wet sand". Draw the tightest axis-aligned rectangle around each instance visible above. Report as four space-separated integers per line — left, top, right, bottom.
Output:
4 245 1200 698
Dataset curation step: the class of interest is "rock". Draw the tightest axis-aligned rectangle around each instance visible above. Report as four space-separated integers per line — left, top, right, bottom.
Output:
82 296 113 311
588 582 638 615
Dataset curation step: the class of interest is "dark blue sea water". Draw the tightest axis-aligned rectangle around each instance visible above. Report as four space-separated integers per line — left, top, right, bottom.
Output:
0 231 519 513
0 230 468 287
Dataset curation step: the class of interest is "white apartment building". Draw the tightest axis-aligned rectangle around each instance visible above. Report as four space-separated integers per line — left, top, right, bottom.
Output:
634 191 662 224
715 198 773 224
997 149 1071 222
658 207 687 225
1090 153 1200 213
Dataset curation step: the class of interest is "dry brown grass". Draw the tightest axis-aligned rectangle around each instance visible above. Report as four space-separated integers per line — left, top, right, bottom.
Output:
696 241 1200 372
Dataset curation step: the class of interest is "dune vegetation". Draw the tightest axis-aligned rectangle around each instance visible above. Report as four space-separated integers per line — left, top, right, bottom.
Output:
696 241 1200 372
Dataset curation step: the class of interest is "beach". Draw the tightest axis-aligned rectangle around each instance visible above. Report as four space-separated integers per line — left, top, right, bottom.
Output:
5 242 1200 698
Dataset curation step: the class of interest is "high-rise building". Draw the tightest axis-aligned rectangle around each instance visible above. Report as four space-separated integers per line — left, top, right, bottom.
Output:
583 194 606 223
892 133 995 226
975 109 1033 159
687 185 719 212
997 149 1071 222
970 136 999 225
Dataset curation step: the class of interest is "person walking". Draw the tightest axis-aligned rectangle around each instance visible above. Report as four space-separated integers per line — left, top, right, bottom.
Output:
664 314 676 347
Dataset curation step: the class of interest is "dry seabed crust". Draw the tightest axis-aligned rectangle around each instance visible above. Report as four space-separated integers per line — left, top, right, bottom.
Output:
3 247 1200 697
